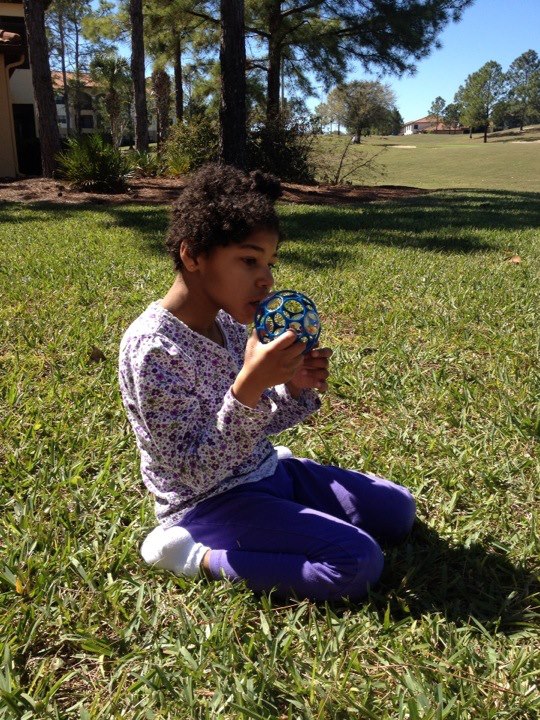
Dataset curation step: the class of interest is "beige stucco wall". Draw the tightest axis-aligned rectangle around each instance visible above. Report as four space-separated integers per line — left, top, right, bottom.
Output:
9 66 32 102
0 2 24 18
0 54 19 176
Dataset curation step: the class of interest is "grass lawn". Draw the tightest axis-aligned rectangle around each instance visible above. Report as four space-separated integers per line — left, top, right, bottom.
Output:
314 131 540 193
1 187 539 718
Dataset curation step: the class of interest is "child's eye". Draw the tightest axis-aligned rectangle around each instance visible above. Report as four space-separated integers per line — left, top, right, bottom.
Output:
243 258 257 266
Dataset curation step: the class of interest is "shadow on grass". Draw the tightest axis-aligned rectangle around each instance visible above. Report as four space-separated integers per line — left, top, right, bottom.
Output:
281 188 540 260
0 201 170 256
1 188 539 263
372 520 539 632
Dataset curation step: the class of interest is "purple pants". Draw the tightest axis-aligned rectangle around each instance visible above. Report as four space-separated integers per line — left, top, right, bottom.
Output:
181 458 415 601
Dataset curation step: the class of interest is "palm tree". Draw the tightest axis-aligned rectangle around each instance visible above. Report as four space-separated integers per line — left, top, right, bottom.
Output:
90 53 132 147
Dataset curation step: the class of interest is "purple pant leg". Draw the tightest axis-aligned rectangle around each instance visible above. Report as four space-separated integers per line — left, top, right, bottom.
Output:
282 458 416 542
182 460 414 601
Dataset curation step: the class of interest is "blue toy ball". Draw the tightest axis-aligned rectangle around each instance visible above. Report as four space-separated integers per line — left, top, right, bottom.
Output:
254 290 321 352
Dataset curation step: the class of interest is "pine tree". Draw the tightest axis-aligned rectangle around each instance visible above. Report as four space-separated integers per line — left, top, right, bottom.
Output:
23 0 61 176
129 0 149 151
506 50 540 130
457 61 506 143
219 0 247 168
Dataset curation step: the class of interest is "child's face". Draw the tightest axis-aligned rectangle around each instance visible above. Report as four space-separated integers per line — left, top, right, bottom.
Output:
192 229 279 324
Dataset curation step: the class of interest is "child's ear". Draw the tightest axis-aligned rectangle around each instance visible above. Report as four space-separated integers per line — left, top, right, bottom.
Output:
180 241 198 271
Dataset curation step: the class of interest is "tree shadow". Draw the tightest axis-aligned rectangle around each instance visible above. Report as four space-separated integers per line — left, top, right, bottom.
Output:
0 201 170 256
369 520 539 632
2 188 538 262
281 188 540 261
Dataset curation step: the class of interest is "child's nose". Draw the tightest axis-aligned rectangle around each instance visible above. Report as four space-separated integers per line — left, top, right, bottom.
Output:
258 266 274 290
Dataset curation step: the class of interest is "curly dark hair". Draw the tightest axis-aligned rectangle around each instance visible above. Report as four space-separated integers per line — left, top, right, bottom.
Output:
166 163 282 271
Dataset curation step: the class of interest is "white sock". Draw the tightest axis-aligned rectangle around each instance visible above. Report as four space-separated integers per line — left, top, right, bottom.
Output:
275 445 294 459
140 525 210 578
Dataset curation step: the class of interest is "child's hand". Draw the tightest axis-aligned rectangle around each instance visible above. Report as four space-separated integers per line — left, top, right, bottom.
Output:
233 330 306 408
287 345 333 396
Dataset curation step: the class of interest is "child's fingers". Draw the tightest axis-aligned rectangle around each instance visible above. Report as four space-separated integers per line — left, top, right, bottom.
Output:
268 330 306 355
307 347 333 359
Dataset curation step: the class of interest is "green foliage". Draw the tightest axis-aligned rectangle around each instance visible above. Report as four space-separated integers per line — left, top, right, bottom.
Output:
506 49 540 129
90 52 133 147
454 61 506 140
429 95 446 126
248 119 316 183
163 116 219 175
128 149 166 178
57 133 133 192
322 81 397 141
0 187 539 717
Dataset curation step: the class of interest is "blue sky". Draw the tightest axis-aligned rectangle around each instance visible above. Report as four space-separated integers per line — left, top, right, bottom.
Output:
339 0 540 123
112 0 538 124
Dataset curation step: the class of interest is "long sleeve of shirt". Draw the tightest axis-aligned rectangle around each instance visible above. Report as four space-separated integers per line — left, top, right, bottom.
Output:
118 302 321 527
264 384 320 435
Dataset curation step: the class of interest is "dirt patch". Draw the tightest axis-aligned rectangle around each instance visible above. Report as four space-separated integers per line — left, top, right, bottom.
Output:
0 176 430 207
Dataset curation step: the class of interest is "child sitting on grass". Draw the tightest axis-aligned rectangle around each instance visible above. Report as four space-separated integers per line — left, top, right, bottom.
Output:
118 163 415 601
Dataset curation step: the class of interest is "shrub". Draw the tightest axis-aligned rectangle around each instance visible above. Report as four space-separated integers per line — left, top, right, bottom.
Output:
163 116 219 176
247 119 316 183
128 150 166 178
56 134 132 193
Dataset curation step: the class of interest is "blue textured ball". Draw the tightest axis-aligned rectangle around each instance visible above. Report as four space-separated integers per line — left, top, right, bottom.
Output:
254 290 321 352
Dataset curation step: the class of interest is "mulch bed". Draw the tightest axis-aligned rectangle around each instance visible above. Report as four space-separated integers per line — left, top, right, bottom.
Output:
0 176 430 207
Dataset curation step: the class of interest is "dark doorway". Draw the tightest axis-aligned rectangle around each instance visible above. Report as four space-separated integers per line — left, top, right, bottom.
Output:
12 104 42 176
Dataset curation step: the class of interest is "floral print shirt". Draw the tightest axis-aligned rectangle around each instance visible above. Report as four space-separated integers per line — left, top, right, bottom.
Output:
118 301 321 527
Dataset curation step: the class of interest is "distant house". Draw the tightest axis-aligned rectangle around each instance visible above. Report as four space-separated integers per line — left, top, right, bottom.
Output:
1 0 40 177
52 70 158 144
402 115 458 135
2 2 158 178
52 71 100 137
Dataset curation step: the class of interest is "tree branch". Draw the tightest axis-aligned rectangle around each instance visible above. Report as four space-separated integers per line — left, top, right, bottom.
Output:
281 2 322 19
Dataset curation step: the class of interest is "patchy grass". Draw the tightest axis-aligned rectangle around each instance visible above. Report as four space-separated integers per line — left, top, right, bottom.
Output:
314 132 540 192
0 191 539 719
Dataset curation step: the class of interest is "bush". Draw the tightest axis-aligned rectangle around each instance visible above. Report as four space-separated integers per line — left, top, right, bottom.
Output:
128 149 166 178
247 119 316 183
163 116 219 176
56 134 132 193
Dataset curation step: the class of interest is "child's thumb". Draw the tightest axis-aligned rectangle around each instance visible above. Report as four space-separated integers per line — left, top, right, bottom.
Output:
269 329 300 349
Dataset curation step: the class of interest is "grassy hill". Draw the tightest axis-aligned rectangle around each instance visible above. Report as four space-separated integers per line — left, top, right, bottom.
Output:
314 129 540 193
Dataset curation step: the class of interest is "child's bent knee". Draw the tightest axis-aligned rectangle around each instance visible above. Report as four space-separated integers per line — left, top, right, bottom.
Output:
393 487 416 540
329 534 384 601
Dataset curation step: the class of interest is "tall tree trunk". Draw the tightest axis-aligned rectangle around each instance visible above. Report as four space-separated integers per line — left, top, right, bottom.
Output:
58 10 71 136
266 0 281 125
173 36 183 123
483 124 488 143
152 68 171 150
73 20 81 135
23 0 61 177
129 0 149 152
219 0 247 169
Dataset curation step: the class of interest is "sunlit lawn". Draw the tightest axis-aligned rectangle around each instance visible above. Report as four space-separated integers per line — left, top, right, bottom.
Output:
314 130 540 192
0 188 539 718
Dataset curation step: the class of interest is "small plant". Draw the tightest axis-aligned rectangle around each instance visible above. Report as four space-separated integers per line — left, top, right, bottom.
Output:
163 116 219 175
128 149 166 178
318 135 387 185
57 134 133 192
